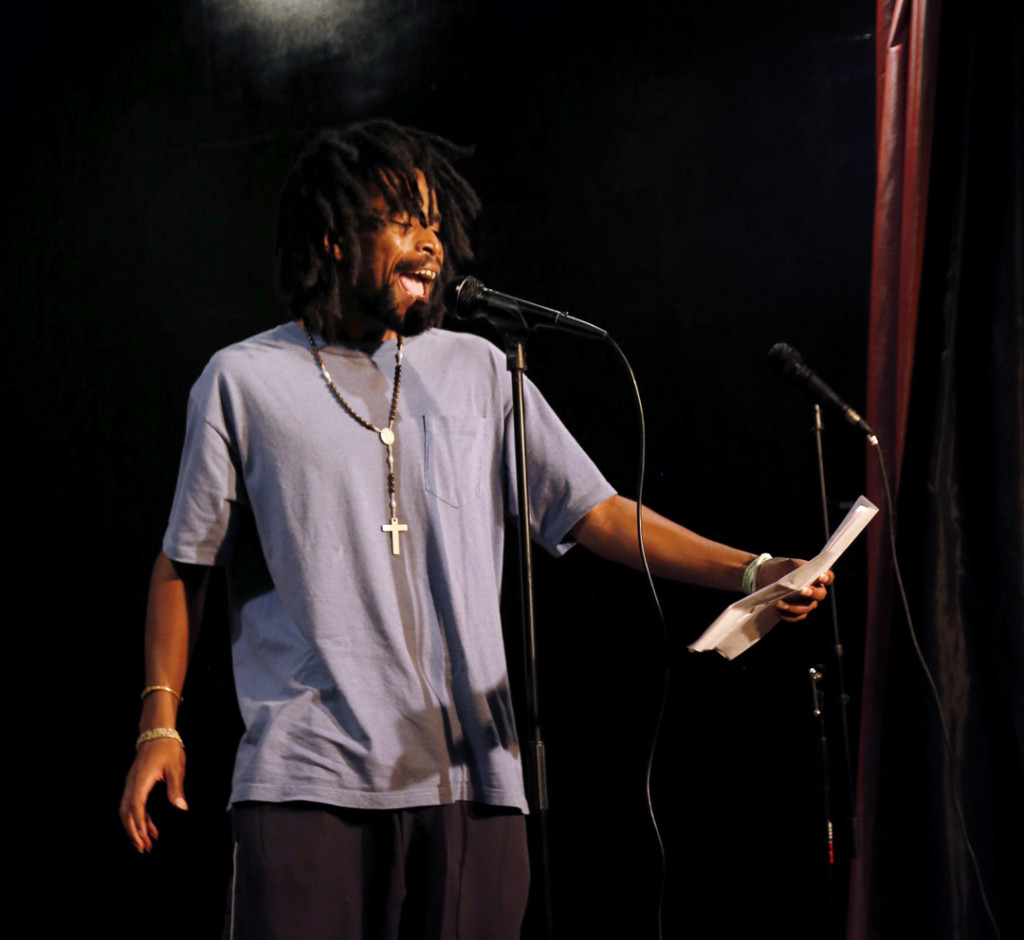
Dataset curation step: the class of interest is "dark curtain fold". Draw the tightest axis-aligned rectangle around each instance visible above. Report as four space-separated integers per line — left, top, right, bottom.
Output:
851 0 1024 937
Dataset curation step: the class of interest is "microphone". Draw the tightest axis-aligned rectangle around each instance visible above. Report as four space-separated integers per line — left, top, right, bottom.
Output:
444 276 608 339
768 342 876 439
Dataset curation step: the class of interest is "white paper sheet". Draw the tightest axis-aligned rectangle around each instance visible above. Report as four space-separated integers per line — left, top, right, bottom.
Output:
687 495 879 660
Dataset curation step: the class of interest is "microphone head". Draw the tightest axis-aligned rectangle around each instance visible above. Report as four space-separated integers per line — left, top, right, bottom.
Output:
768 342 804 376
444 275 485 318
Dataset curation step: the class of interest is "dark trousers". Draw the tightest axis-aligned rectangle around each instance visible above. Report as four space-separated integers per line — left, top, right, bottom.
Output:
224 801 530 940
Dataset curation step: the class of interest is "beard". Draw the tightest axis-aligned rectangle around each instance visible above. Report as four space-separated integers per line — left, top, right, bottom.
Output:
354 278 446 338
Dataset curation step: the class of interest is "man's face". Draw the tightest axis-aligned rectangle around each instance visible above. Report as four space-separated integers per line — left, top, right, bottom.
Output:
347 169 445 338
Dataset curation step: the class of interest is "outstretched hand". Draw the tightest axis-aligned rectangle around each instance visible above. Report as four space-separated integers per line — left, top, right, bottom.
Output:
119 738 188 853
757 557 834 622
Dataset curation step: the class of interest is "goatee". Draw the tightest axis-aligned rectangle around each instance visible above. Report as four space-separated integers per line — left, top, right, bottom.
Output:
358 284 445 337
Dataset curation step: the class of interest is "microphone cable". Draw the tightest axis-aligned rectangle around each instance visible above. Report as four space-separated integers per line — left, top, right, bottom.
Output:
870 440 1002 940
602 335 670 940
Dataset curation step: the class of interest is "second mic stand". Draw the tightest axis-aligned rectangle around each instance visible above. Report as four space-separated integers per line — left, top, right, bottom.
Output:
811 403 860 861
807 404 861 939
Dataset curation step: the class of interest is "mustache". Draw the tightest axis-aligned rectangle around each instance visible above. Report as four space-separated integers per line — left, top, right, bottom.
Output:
395 255 442 275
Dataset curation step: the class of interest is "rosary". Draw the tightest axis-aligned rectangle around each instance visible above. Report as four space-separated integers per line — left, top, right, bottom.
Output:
304 326 408 555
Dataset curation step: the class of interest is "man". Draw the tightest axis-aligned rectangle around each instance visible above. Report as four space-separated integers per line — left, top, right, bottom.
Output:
119 120 830 939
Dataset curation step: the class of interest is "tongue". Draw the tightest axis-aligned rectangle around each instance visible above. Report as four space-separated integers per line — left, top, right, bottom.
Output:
399 274 426 298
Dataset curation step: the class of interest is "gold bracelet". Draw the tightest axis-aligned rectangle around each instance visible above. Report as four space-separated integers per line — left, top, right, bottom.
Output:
141 684 182 703
135 728 184 751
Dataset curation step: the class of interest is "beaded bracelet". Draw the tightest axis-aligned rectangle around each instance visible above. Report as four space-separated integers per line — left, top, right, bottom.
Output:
135 728 184 751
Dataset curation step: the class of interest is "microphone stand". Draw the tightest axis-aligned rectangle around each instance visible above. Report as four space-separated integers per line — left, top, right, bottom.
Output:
445 276 607 939
811 404 861 857
501 321 554 940
808 665 837 934
809 404 861 936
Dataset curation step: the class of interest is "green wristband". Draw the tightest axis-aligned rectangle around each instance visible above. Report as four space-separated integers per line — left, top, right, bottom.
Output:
742 553 773 594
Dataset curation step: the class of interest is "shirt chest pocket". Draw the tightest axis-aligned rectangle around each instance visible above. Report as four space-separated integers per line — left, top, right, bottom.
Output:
423 415 490 508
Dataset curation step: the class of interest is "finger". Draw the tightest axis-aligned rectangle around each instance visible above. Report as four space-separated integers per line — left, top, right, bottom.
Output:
165 762 189 812
124 799 151 853
777 597 818 617
777 608 812 622
133 796 155 852
120 778 148 852
129 766 163 852
120 802 144 852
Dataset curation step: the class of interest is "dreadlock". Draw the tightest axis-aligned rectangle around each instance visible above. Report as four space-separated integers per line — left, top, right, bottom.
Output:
273 120 481 335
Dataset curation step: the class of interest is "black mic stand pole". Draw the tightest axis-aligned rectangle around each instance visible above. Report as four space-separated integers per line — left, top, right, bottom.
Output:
501 323 554 940
809 404 861 937
811 404 861 858
808 664 837 935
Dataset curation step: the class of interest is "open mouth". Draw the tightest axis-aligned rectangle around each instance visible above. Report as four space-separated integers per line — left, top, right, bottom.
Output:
398 268 437 299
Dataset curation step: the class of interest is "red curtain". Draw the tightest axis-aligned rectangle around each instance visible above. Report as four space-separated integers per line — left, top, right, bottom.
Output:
849 0 941 936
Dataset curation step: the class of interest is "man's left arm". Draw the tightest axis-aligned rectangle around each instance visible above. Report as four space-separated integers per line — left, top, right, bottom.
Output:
570 494 831 622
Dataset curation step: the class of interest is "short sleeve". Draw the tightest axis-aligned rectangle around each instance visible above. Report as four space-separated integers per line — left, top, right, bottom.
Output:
506 377 616 557
162 365 248 566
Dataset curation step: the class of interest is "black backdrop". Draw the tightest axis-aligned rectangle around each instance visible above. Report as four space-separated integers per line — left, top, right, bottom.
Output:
4 2 878 937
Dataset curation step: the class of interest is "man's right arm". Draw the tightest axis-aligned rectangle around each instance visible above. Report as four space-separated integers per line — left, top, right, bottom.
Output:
119 551 209 853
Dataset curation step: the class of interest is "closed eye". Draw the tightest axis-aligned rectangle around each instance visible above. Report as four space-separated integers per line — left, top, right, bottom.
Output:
387 214 442 237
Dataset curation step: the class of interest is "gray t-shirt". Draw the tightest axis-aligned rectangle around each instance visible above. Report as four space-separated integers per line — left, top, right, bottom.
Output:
164 322 614 812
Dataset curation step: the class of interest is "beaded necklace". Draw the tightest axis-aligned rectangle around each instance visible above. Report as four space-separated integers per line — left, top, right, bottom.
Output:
303 325 408 555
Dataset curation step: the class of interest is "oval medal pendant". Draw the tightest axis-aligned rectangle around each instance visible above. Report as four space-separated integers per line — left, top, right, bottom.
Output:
380 427 395 446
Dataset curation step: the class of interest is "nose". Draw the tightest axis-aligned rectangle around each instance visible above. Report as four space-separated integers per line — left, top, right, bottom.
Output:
416 223 442 259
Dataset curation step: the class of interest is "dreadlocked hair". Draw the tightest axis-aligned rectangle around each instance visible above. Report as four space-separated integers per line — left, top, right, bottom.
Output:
274 119 481 335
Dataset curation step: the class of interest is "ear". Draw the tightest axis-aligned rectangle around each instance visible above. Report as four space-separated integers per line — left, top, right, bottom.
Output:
323 234 342 261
